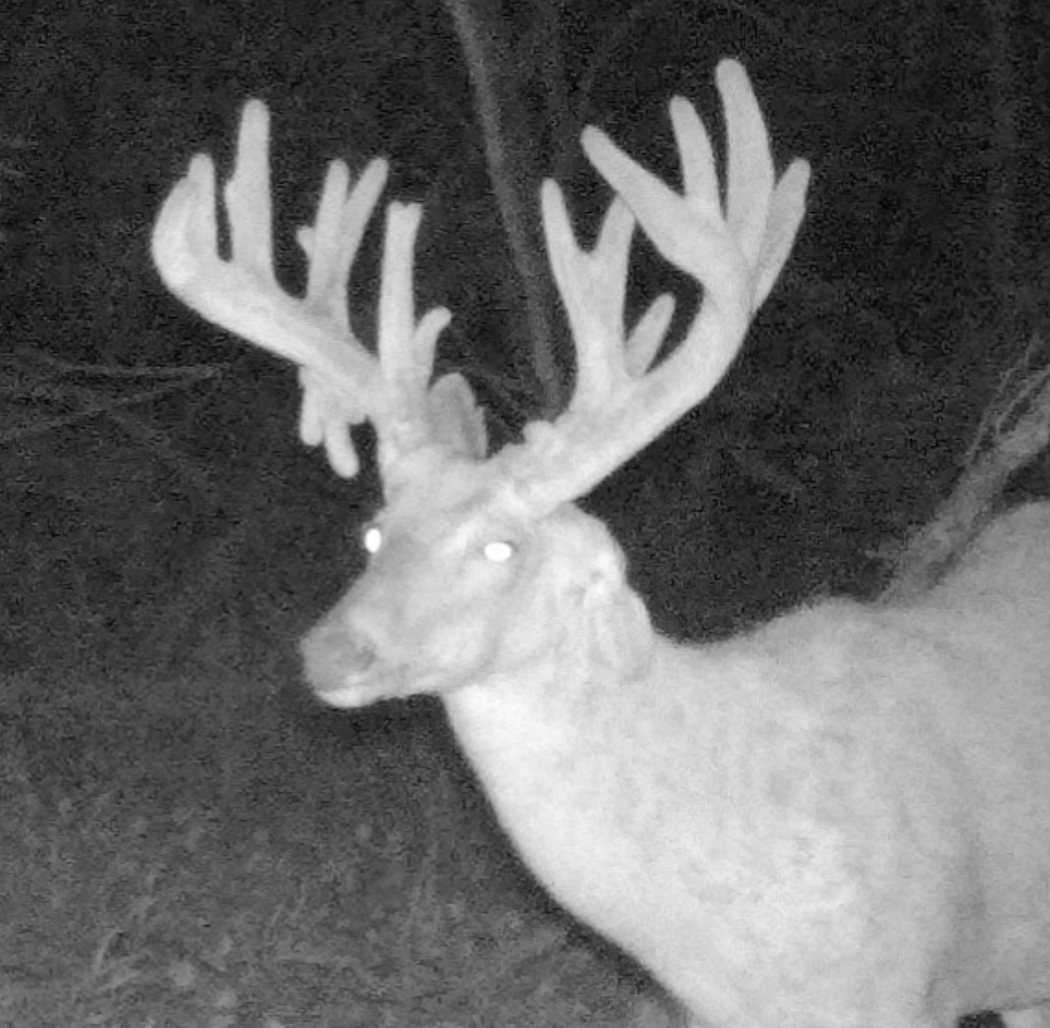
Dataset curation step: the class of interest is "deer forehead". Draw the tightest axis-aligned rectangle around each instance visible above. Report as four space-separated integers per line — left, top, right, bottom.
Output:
378 460 525 540
375 483 616 569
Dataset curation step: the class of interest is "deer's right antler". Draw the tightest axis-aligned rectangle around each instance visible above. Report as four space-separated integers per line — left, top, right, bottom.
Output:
151 100 475 481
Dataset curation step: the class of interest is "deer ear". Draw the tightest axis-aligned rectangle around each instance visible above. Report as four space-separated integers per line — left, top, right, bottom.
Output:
584 553 654 679
428 373 487 460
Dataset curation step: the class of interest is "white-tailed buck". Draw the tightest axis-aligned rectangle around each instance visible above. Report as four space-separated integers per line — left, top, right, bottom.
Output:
152 60 1050 1028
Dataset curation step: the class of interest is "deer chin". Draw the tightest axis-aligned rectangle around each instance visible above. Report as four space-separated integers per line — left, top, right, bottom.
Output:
305 656 426 708
305 660 398 708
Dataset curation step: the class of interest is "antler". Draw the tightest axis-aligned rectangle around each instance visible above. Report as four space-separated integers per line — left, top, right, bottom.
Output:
508 58 810 512
152 60 807 511
151 100 473 481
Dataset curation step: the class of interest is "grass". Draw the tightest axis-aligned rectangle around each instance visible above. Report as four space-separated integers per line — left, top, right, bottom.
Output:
0 659 676 1028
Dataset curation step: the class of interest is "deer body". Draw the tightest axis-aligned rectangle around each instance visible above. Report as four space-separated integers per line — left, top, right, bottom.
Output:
449 504 1050 1028
151 59 1050 1028
303 490 1050 1028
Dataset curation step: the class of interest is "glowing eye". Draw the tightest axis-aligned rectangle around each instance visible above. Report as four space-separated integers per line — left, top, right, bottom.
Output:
483 540 516 563
363 525 383 554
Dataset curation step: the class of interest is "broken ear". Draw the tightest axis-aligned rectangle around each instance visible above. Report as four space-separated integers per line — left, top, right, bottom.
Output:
584 561 653 679
427 373 487 460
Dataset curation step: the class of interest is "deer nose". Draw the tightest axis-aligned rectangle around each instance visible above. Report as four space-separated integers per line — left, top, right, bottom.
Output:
301 621 377 696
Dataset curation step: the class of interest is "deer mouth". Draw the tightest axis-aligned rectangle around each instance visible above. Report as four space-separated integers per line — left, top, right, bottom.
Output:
306 654 414 709
301 626 447 708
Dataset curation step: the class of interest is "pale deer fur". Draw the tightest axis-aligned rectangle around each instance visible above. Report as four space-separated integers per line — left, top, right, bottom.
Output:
151 59 1050 1028
306 485 1050 1028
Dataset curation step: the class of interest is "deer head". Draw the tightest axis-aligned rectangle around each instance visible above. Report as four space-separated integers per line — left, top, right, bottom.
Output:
151 59 810 710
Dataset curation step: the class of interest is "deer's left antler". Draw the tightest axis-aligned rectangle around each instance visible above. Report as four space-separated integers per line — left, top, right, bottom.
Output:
511 58 810 512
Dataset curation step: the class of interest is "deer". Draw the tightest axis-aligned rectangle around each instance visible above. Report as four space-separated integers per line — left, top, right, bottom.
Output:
151 59 1050 1028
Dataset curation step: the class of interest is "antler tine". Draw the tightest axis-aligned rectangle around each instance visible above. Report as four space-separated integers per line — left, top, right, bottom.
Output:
152 99 446 480
372 200 453 470
513 59 810 512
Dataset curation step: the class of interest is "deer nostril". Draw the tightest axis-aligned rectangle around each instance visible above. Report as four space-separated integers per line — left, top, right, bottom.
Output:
301 623 376 694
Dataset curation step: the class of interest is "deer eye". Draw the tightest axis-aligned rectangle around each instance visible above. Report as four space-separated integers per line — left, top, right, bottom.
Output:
362 525 383 554
482 540 516 563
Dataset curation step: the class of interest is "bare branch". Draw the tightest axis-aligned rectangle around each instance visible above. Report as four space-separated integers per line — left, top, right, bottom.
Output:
882 331 1050 603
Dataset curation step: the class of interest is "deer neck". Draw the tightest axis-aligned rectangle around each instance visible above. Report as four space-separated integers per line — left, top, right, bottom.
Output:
441 617 741 861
